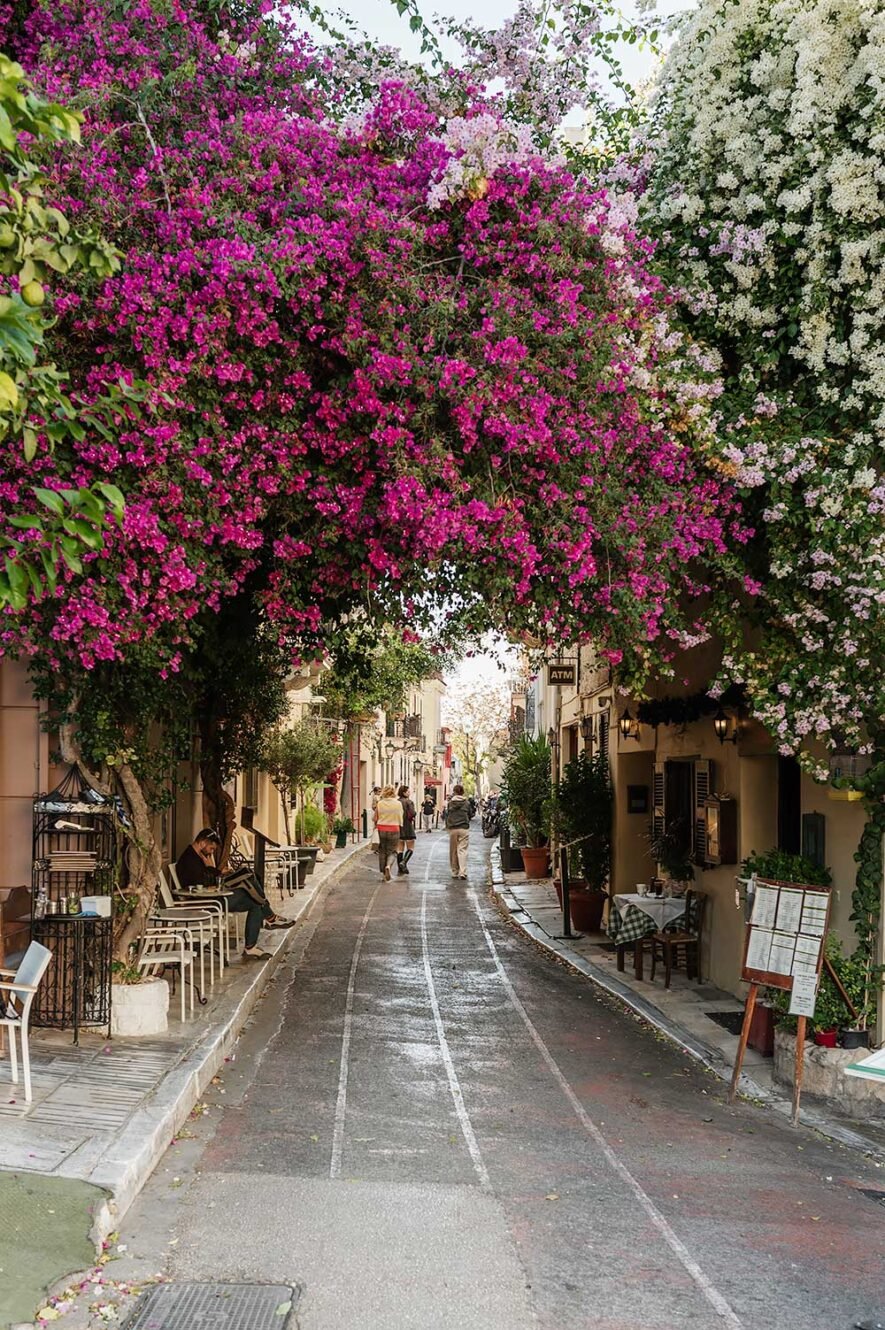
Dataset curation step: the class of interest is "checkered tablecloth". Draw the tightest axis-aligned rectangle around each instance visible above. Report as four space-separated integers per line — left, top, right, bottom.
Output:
607 894 690 945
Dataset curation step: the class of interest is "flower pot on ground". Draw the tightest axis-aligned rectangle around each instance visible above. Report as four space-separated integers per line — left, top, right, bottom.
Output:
111 974 169 1037
332 815 355 849
568 884 607 933
747 1001 775 1057
840 1028 870 1050
553 877 588 907
520 846 550 879
814 1028 838 1048
499 820 525 874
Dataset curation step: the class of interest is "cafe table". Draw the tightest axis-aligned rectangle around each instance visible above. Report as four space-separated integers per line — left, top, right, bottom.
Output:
607 892 689 980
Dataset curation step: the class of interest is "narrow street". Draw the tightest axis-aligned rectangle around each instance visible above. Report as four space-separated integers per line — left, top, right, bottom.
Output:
111 833 885 1330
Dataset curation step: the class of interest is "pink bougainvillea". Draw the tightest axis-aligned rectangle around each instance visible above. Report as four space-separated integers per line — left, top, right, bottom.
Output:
0 1 746 688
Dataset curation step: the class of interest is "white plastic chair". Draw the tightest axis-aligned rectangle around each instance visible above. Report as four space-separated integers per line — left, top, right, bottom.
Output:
136 926 196 1022
0 941 52 1103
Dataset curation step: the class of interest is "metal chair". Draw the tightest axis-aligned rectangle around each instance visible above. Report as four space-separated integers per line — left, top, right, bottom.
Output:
136 925 197 1021
167 862 242 957
156 871 225 977
650 890 707 988
0 941 53 1102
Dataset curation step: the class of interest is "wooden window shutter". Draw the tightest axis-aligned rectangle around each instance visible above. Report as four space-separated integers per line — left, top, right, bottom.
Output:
693 758 714 864
652 761 666 843
598 711 610 769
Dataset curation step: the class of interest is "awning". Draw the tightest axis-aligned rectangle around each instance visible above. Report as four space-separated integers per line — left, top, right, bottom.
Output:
423 778 442 786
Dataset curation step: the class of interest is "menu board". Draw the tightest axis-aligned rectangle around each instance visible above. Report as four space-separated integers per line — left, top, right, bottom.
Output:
741 878 832 990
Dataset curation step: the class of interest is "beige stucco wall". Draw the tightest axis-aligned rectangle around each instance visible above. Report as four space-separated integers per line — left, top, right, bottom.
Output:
0 660 50 889
608 711 869 997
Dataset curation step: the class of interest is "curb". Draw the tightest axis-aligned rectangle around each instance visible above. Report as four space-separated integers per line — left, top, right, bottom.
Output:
71 840 371 1246
489 845 884 1160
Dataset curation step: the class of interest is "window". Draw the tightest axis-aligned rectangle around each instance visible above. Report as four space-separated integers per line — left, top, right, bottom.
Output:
242 766 259 811
653 758 714 865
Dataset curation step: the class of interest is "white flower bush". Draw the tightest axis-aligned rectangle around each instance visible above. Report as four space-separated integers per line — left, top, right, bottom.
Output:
638 0 885 764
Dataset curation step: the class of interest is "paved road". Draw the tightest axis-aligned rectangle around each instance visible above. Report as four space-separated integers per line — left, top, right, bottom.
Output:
107 833 885 1329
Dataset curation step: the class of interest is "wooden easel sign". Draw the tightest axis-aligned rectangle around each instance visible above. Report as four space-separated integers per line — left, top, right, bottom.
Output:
728 877 832 1124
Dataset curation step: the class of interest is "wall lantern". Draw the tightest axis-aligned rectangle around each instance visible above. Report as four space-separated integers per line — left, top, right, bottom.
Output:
580 714 594 741
619 708 640 742
713 708 737 745
385 740 396 759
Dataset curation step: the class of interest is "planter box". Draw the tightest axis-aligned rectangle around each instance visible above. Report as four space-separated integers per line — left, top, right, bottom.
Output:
111 978 169 1037
773 1028 885 1120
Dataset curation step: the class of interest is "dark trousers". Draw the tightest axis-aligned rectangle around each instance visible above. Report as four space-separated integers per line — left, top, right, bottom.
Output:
226 886 273 948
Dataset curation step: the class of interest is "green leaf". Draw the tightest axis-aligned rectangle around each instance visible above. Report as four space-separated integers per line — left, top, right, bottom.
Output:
8 513 41 529
34 487 65 516
95 482 125 513
23 426 37 461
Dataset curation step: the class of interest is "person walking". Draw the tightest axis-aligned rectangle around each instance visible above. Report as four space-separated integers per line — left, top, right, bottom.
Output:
373 784 403 881
421 793 435 833
369 785 381 848
446 784 471 880
397 784 417 875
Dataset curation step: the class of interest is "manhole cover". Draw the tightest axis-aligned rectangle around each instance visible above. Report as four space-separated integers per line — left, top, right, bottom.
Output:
124 1283 298 1329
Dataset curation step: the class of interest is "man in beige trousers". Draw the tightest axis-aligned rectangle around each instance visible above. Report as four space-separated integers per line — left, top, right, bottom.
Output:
446 784 471 880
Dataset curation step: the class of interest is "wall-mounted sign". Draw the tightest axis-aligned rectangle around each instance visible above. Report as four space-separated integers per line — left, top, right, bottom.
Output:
548 661 577 687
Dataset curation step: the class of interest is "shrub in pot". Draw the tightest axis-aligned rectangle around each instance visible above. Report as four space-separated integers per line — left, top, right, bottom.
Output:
553 751 612 928
332 815 355 849
501 734 552 878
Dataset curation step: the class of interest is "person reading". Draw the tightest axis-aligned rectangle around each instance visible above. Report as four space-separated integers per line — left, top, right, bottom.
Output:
175 828 293 962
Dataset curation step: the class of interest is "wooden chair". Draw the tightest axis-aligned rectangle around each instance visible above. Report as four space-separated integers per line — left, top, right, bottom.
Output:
650 890 707 989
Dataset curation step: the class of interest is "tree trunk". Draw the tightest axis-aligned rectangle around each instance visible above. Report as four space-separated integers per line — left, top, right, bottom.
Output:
58 707 160 961
199 714 236 869
114 759 163 958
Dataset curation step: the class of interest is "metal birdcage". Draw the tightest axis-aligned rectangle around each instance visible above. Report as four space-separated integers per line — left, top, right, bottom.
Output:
31 766 118 1038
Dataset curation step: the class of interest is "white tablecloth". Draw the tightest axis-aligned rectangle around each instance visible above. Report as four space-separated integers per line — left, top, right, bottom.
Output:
613 893 687 931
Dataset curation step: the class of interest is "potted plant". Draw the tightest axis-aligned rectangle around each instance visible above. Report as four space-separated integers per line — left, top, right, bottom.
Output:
648 819 695 892
501 734 552 878
332 815 355 849
110 959 169 1037
553 751 612 932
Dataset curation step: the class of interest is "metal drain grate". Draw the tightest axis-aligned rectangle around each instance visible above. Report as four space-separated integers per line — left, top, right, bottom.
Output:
124 1282 298 1329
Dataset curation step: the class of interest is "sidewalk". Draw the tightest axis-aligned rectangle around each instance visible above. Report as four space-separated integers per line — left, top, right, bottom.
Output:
491 849 885 1161
0 839 370 1329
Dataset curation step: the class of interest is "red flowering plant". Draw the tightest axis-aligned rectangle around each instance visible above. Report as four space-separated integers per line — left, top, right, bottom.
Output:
0 1 746 950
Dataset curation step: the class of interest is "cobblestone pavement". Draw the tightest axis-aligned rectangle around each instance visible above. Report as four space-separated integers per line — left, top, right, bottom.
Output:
55 831 885 1330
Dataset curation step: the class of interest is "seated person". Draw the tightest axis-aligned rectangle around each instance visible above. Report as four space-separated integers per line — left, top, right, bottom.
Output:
175 828 293 962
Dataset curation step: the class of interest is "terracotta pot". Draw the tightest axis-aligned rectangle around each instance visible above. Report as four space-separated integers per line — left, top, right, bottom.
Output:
813 1028 838 1048
552 877 588 907
568 886 606 933
748 1002 775 1057
520 846 550 879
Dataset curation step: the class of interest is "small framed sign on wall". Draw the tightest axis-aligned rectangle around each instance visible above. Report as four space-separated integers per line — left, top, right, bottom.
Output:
627 785 649 814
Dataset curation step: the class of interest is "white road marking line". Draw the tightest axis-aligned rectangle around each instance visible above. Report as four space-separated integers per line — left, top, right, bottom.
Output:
420 889 491 1192
424 842 438 881
329 883 382 1179
468 890 744 1330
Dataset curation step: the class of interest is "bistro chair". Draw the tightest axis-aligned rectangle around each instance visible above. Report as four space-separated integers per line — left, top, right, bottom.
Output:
156 871 226 975
650 890 707 989
0 940 52 1102
167 862 242 956
136 924 198 1022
